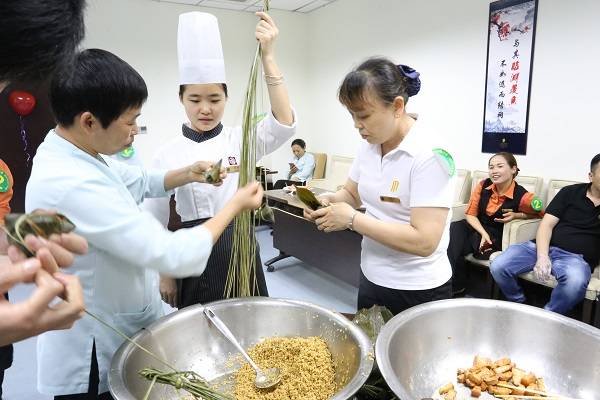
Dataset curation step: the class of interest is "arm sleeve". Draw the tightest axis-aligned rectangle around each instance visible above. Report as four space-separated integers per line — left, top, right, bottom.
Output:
107 158 170 204
255 108 297 160
409 154 454 208
295 154 315 181
465 181 485 216
519 192 545 217
141 154 171 227
545 186 569 219
54 177 212 277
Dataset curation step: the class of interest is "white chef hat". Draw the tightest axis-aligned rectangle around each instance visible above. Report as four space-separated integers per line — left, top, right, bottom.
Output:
177 12 226 85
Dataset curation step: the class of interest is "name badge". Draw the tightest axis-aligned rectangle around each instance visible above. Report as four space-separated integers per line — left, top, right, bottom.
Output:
380 195 401 204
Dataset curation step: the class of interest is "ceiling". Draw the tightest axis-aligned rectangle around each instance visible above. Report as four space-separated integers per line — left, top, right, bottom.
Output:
152 0 338 13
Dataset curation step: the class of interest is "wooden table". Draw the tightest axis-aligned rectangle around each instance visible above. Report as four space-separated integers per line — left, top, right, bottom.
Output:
264 189 363 287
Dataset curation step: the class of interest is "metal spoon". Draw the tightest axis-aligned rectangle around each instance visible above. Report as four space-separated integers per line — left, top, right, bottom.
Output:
203 307 281 390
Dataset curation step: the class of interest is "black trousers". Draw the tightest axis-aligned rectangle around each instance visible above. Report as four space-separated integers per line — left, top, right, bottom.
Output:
357 272 452 315
54 343 113 400
272 179 305 190
178 219 268 308
447 220 503 291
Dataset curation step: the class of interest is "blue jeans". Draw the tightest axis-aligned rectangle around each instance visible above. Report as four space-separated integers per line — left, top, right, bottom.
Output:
490 241 591 315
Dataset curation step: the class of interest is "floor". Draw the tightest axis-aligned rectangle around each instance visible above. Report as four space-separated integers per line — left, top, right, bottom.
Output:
2 226 358 399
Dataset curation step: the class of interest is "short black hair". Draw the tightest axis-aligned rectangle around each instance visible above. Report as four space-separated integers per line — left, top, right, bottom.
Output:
291 139 306 149
591 153 600 173
50 49 148 128
0 0 85 84
179 84 228 98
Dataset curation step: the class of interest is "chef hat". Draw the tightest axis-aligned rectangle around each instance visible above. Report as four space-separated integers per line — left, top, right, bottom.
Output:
177 12 226 85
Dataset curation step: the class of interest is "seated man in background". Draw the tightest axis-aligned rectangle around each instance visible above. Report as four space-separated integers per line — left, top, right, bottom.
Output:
274 138 315 189
490 153 600 315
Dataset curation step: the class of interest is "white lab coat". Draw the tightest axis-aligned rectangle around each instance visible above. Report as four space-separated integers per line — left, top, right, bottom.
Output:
26 130 214 395
144 110 296 223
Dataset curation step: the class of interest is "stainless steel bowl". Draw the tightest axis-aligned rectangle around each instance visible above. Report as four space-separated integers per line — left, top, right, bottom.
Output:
376 299 600 400
109 297 373 399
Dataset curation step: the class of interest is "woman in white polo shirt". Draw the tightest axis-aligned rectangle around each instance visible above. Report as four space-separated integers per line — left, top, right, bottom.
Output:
304 57 455 315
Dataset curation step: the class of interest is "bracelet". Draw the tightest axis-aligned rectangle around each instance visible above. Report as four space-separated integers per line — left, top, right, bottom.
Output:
348 210 357 231
264 73 284 86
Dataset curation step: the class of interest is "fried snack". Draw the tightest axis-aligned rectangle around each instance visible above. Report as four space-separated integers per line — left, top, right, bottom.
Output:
439 382 454 394
453 356 548 399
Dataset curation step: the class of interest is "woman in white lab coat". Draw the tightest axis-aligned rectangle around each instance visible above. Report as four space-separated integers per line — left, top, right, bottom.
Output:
145 11 295 307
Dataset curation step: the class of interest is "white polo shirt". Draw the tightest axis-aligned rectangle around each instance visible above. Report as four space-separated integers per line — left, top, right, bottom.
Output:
348 116 454 290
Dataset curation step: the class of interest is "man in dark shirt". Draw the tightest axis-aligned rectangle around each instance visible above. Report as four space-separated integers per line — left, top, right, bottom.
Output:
490 154 600 315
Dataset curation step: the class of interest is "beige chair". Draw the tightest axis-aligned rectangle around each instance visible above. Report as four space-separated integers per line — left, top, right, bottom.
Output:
506 179 600 324
451 169 471 222
307 155 354 192
309 152 327 180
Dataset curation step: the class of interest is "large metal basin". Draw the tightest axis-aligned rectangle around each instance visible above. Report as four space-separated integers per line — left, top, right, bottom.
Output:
376 299 600 400
109 297 373 399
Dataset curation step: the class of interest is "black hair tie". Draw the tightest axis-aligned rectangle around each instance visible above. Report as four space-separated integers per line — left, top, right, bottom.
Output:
397 64 421 97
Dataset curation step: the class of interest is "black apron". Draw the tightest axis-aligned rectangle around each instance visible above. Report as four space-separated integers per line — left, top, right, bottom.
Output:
472 178 528 252
177 218 268 308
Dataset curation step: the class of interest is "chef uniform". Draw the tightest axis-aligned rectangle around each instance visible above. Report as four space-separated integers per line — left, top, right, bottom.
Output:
27 134 214 396
144 12 296 307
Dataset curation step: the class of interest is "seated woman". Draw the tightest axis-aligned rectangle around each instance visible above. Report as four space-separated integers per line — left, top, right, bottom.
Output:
447 152 544 295
274 138 315 189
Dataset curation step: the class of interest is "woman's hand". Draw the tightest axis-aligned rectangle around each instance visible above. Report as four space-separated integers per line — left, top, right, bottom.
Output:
479 231 493 250
189 161 227 186
160 276 178 308
308 202 355 233
0 256 85 346
302 194 333 221
255 12 278 59
232 182 264 211
494 211 522 223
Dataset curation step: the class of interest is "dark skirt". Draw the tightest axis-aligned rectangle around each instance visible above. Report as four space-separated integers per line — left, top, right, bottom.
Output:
177 219 268 308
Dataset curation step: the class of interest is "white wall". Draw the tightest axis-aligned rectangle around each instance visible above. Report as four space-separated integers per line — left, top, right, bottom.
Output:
83 0 309 173
304 0 600 185
84 0 600 186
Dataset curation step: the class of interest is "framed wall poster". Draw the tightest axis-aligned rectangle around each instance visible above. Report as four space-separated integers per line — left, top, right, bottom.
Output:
482 0 538 155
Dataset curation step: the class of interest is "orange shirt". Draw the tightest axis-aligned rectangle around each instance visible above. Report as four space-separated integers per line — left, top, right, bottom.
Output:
465 179 544 217
0 159 14 225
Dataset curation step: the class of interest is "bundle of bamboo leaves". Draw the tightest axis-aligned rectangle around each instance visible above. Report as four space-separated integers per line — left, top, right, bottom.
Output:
139 368 233 400
224 0 270 298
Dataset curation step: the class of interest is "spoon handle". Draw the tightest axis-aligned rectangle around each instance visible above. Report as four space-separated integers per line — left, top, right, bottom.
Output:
203 307 261 372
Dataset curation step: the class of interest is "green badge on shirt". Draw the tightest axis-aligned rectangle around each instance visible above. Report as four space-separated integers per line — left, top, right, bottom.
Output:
119 146 135 159
531 196 543 212
0 170 9 193
432 148 456 176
